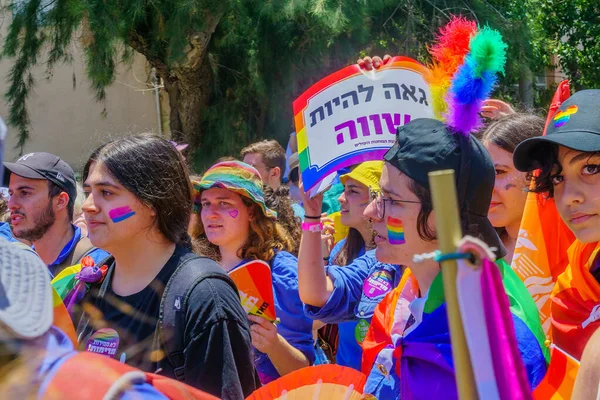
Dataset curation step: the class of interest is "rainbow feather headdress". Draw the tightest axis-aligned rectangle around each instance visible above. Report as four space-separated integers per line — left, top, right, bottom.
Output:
428 16 508 135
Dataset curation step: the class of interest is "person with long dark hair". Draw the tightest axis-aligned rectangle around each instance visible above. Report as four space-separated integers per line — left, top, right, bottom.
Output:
73 134 258 399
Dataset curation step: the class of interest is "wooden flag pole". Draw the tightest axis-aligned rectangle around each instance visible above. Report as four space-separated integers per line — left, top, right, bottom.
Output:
428 169 478 400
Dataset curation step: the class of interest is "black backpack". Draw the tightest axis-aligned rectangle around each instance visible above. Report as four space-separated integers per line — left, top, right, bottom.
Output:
76 251 239 383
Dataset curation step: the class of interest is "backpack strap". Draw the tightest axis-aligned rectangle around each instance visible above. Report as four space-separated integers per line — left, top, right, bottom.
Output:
155 253 239 382
54 236 96 277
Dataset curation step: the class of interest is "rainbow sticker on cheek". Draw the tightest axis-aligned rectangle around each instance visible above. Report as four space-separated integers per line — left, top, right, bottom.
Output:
387 217 405 245
108 206 136 223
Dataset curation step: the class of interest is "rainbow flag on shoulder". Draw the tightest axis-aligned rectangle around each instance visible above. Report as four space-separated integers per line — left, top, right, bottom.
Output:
362 259 548 399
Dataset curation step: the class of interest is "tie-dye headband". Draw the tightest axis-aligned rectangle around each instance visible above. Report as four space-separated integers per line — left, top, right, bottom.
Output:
194 160 277 220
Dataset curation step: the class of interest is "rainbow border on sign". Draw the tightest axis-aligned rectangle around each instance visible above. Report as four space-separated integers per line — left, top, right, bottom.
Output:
293 57 431 192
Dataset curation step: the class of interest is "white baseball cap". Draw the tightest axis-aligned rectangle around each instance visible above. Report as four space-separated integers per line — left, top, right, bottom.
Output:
0 238 53 340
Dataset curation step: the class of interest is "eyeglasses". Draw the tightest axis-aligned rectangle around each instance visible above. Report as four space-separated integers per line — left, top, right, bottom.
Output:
369 188 420 219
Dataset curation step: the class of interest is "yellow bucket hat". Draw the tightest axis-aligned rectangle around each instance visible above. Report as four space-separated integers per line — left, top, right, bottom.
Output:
339 161 384 191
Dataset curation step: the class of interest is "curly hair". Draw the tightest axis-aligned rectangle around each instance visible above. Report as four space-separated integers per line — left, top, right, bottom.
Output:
263 185 301 255
0 196 8 221
192 196 295 262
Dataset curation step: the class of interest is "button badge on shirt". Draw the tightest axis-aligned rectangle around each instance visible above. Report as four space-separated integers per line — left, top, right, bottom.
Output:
85 328 120 358
363 270 393 298
355 319 370 344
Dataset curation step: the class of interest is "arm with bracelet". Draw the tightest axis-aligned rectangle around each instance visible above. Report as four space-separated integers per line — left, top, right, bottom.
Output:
297 188 335 307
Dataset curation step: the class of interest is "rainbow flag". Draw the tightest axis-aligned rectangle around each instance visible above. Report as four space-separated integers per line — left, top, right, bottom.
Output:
52 256 109 317
458 254 537 399
362 259 548 399
549 241 600 360
52 286 78 345
510 80 575 336
533 345 580 400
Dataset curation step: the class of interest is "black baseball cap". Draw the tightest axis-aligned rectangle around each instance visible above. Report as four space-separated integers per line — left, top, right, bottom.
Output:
3 152 77 202
514 89 600 172
384 118 506 259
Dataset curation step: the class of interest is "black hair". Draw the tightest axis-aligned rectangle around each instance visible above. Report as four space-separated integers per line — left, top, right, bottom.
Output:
333 227 373 266
479 113 545 153
83 134 193 248
408 178 479 242
48 181 74 221
289 167 299 185
532 144 600 197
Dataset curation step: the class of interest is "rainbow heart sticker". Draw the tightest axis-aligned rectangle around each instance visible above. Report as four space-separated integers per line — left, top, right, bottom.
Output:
553 105 578 127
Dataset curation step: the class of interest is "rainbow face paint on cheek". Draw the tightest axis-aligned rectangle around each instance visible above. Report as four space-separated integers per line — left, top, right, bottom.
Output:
229 209 239 218
108 206 136 223
387 216 405 245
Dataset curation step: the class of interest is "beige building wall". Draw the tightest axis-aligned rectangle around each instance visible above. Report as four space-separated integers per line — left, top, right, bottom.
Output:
0 34 162 173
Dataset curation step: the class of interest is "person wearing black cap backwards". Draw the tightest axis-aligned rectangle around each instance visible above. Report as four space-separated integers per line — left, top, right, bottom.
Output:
3 153 108 275
355 118 547 399
513 89 600 361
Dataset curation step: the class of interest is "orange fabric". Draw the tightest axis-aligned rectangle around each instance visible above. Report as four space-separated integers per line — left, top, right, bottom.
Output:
550 241 600 360
533 346 579 400
246 365 366 400
360 271 412 375
511 80 575 336
511 193 575 335
51 287 77 346
43 352 219 400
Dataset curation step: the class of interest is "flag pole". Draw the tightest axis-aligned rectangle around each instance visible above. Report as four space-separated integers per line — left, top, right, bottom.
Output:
428 169 478 400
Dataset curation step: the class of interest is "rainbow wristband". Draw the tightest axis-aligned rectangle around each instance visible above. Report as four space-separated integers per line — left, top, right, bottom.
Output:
301 221 323 233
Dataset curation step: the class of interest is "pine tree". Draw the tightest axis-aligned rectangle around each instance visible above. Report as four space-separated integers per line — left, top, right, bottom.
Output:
1 0 554 162
0 0 399 154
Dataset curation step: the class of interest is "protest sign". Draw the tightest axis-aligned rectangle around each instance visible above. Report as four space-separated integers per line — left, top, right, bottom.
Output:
293 57 432 194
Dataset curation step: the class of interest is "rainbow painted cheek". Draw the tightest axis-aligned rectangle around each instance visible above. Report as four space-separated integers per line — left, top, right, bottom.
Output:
108 206 136 223
387 217 405 245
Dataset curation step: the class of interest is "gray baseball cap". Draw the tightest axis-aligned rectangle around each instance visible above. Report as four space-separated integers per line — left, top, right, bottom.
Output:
3 152 77 202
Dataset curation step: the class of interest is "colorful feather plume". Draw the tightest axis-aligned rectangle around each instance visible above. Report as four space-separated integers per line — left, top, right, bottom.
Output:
428 16 477 120
445 26 507 135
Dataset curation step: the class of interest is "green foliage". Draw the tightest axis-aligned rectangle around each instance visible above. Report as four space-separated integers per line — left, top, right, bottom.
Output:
195 0 555 170
4 0 590 166
1 0 230 153
533 0 600 89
